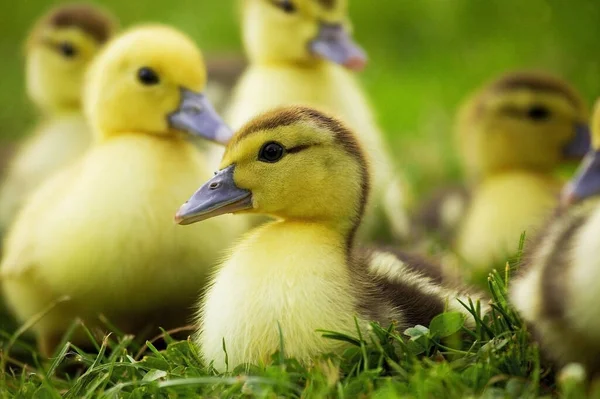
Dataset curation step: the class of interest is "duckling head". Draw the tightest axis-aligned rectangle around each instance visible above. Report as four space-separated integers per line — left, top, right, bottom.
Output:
84 25 232 143
26 3 117 113
562 99 600 205
241 0 366 70
176 106 370 238
457 71 590 179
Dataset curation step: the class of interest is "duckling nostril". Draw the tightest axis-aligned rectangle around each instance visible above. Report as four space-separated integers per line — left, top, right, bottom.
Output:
209 182 221 190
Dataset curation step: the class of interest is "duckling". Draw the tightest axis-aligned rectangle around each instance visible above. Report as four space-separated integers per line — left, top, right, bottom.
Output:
0 25 247 356
0 4 118 233
511 99 600 374
175 106 481 370
225 0 409 241
452 71 590 277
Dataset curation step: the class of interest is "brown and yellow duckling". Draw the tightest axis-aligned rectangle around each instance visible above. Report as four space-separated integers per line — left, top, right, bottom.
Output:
175 106 482 370
423 71 590 280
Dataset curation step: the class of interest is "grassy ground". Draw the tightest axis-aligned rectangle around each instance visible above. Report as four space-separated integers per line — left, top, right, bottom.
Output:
2 0 600 397
3 269 589 398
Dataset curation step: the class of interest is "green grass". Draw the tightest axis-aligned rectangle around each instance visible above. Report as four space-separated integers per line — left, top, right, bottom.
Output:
2 268 594 398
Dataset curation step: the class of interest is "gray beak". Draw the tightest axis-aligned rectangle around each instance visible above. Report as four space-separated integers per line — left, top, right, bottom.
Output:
561 150 600 206
563 123 591 158
309 23 367 71
168 88 233 145
175 165 253 225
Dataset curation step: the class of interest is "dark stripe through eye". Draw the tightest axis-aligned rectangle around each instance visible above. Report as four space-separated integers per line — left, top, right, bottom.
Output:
287 144 313 154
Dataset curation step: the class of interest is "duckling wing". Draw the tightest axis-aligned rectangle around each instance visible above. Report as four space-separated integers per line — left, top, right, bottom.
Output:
360 248 483 329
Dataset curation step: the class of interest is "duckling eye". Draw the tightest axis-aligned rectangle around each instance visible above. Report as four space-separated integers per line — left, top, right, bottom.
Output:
137 67 160 86
259 142 285 163
272 0 296 13
527 105 551 121
58 42 77 58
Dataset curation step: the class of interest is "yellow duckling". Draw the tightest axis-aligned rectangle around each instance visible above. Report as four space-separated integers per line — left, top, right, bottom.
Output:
0 4 118 233
175 106 480 370
511 99 600 374
225 0 409 241
453 71 590 277
0 25 246 356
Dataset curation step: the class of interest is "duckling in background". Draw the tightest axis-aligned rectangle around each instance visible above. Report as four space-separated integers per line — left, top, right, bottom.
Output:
225 0 409 241
176 106 481 370
0 4 118 234
450 71 589 279
0 25 247 356
511 99 600 374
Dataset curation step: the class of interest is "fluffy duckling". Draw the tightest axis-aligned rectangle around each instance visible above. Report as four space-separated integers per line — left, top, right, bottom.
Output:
0 4 117 233
225 0 409 241
452 71 590 276
175 106 480 370
0 25 247 356
511 99 600 374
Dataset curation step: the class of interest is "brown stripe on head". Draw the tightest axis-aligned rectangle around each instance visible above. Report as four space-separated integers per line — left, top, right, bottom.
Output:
27 3 118 50
233 105 370 247
316 0 337 10
489 71 584 110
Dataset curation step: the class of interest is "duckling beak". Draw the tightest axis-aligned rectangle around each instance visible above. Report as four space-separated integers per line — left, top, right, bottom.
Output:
175 165 252 225
561 150 600 207
309 23 367 71
563 123 591 158
168 88 234 145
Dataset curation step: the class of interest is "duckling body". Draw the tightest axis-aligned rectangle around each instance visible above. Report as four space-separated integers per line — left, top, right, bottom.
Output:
225 0 408 240
449 71 590 276
177 106 479 369
3 135 228 343
511 100 600 373
456 172 559 267
0 4 117 232
1 25 245 355
0 113 89 230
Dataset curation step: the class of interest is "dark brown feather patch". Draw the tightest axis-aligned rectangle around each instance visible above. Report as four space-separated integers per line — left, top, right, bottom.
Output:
316 0 337 10
490 71 584 110
27 4 118 50
540 210 587 320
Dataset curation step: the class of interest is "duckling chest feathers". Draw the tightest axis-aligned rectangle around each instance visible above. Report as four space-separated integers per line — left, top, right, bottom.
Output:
199 222 362 370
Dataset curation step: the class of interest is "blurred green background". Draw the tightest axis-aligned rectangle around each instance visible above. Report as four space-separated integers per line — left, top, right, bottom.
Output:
1 0 599 194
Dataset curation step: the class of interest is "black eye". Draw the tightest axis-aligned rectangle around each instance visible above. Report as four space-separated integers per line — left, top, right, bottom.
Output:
137 67 160 85
259 142 285 163
527 105 551 121
273 0 296 13
58 42 76 58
